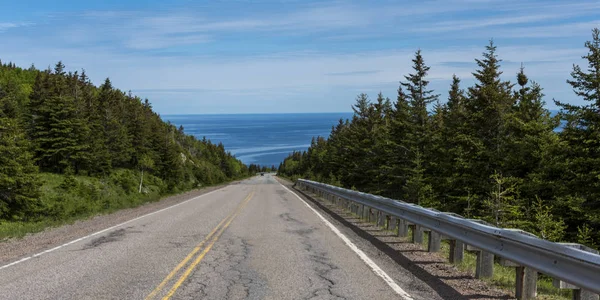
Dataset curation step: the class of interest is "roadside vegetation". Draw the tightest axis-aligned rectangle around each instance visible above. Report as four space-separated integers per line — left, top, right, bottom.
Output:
0 60 253 239
279 28 600 249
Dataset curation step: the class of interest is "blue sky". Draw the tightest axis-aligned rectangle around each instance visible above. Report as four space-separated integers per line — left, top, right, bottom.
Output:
1 0 599 114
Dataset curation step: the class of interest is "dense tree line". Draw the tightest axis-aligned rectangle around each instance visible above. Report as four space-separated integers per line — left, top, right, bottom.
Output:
0 60 249 223
279 29 600 248
247 164 277 174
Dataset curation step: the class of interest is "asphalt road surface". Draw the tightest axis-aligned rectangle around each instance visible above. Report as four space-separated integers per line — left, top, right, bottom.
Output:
0 175 442 300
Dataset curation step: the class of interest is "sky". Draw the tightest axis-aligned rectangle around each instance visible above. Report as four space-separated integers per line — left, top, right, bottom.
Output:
1 0 599 114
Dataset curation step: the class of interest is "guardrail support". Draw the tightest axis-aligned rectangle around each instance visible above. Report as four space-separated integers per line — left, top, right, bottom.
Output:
500 258 537 299
378 212 386 227
397 219 408 237
427 230 441 252
410 224 423 244
449 240 464 264
390 216 397 232
466 245 494 278
553 243 599 300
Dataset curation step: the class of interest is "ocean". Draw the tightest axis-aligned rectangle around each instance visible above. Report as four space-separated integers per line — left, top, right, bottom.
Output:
163 113 354 167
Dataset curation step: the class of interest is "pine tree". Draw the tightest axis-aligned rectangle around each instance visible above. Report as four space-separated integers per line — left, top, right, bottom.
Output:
35 95 90 173
369 92 394 195
398 50 439 204
441 75 472 212
505 66 559 203
389 86 412 199
343 93 374 191
96 78 133 169
0 94 41 220
553 28 600 243
463 40 515 215
426 100 447 209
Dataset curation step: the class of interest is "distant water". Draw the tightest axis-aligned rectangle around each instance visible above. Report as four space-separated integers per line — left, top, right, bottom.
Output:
163 113 354 167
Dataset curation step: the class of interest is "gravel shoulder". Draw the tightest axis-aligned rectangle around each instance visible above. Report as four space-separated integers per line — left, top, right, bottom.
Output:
276 176 513 300
0 181 241 266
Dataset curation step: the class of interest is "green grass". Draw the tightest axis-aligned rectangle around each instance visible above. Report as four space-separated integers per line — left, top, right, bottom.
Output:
0 171 250 241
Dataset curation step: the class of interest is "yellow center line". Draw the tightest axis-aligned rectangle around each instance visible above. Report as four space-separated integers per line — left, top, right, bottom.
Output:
145 189 255 300
161 190 254 300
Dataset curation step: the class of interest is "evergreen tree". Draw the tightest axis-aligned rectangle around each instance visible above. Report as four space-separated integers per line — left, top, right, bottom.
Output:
389 85 412 199
553 28 600 242
0 91 41 220
441 75 472 212
398 50 439 205
463 40 515 215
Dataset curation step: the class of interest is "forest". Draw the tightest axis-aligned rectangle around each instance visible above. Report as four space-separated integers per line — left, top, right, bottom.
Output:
279 28 600 249
0 59 252 237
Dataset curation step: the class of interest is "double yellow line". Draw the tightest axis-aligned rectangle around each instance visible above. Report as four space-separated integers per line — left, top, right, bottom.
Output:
145 190 255 300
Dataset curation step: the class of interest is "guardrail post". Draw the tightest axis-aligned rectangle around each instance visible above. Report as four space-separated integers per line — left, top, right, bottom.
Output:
378 212 385 227
449 240 464 264
361 205 368 220
466 245 494 278
500 258 537 299
410 224 423 244
552 243 599 300
397 219 408 237
427 230 441 252
390 216 397 232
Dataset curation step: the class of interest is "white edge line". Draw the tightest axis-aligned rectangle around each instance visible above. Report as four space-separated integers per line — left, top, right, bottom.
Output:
279 182 414 300
0 187 225 271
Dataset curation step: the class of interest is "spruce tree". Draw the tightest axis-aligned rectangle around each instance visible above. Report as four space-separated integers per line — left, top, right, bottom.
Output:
399 50 438 205
463 40 515 215
0 92 41 220
441 75 472 212
554 28 600 243
389 86 412 199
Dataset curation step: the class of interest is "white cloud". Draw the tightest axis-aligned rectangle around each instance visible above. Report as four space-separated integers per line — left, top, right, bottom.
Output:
487 21 600 39
125 34 212 50
416 13 571 33
0 22 33 32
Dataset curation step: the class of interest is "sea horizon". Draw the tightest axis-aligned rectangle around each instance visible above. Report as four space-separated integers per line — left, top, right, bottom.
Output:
163 112 355 167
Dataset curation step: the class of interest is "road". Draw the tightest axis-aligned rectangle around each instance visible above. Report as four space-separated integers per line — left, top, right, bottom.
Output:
0 175 441 300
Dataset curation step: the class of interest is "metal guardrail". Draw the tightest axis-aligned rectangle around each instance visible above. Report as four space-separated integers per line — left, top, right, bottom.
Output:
296 179 600 295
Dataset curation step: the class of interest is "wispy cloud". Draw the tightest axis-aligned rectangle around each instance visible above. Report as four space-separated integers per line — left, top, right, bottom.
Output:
326 70 381 76
488 21 600 39
0 22 33 32
417 13 570 33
